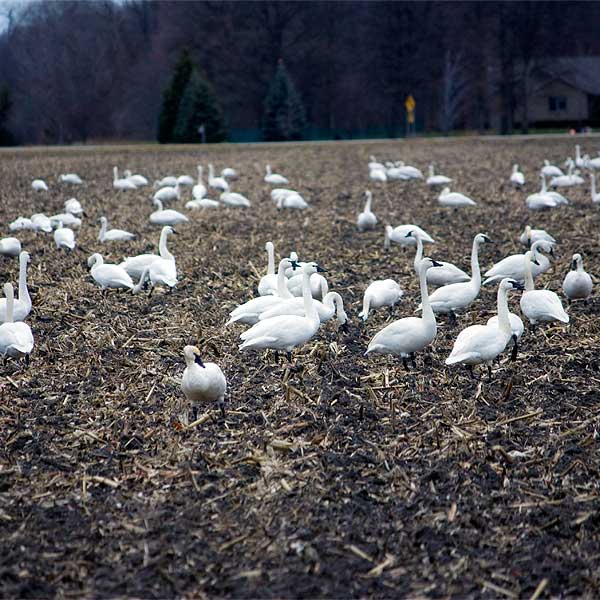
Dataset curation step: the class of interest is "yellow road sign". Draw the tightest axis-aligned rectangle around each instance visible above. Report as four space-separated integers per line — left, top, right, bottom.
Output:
405 95 415 112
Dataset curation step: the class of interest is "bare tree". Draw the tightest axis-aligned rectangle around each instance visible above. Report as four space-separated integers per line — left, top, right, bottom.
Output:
439 51 467 134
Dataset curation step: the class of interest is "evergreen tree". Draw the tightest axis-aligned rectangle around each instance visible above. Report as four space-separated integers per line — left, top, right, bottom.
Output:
262 60 307 142
173 69 227 143
157 49 193 143
0 87 16 146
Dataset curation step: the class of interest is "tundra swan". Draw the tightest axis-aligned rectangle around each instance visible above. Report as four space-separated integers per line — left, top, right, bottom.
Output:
562 253 593 302
98 216 135 242
357 191 377 232
88 254 134 291
0 251 32 322
358 279 403 321
0 283 33 363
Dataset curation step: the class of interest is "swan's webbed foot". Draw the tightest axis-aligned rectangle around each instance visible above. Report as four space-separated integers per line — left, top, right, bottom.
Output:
448 312 458 327
25 354 30 367
511 335 518 362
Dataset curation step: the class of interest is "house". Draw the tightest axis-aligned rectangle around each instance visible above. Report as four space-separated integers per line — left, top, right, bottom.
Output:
519 57 600 129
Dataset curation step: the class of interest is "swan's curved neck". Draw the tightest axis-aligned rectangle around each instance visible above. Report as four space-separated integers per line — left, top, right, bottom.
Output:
524 255 535 291
364 193 372 213
18 255 30 306
133 266 150 293
361 293 371 319
158 231 173 261
414 236 424 276
302 270 318 323
266 243 275 275
155 199 163 210
277 262 292 298
419 266 435 327
470 238 482 287
496 284 511 335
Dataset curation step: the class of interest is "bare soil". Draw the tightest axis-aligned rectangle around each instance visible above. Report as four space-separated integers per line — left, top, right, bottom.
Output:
1 137 599 598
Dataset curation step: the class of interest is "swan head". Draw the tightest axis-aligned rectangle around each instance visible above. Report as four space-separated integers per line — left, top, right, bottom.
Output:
524 250 540 266
572 253 582 270
183 345 205 367
266 241 274 252
19 250 31 264
365 190 372 199
100 216 108 225
419 257 443 272
475 233 492 245
531 239 554 257
500 278 524 292
87 253 103 268
293 261 326 276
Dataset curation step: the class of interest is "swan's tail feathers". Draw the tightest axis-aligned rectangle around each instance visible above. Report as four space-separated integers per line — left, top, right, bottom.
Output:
239 336 277 350
482 276 500 286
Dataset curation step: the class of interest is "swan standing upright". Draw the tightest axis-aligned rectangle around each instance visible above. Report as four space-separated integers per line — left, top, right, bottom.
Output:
366 258 442 367
357 191 378 232
590 173 600 203
132 235 178 295
0 283 34 364
120 226 175 279
208 164 229 192
510 164 525 187
113 167 137 191
239 262 326 361
0 251 32 322
446 278 524 377
520 251 569 327
562 254 593 302
181 345 227 421
192 166 207 200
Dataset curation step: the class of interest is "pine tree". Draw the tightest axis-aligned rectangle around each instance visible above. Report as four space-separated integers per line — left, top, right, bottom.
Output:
173 69 227 143
0 87 16 146
157 49 193 143
262 60 307 142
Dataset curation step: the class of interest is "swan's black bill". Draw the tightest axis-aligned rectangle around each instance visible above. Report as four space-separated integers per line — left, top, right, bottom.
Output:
194 355 205 368
510 280 525 290
431 259 443 267
532 258 541 265
317 265 327 273
482 234 493 243
571 260 577 270
290 260 301 270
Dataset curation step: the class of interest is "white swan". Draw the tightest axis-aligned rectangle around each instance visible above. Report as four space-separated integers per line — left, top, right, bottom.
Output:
221 167 237 179
446 278 524 373
30 214 53 233
153 182 182 203
133 255 178 295
0 283 34 363
186 197 220 210
357 191 377 232
59 173 83 185
264 164 288 185
0 251 32 322
520 251 569 326
590 173 600 203
483 239 552 285
177 174 195 186
366 258 442 366
277 193 307 210
259 291 347 325
181 345 227 421
64 198 84 216
150 199 189 226
519 225 556 248
540 174 569 205
98 216 135 242
192 166 207 200
510 164 525 187
53 222 75 250
0 237 21 257
31 179 48 192
227 258 294 325
562 253 593 302
9 217 35 232
113 166 137 191
220 187 251 208
384 224 434 249
410 230 469 286
358 279 403 321
208 164 229 192
369 166 387 182
541 160 563 178
423 233 492 317
387 162 423 180
368 156 384 170
124 170 148 187
239 262 325 359
438 187 477 207
120 226 175 279
258 242 277 296
49 213 82 228
550 161 584 188
154 176 177 189
287 270 328 300
271 188 296 203
88 253 134 291
426 164 452 186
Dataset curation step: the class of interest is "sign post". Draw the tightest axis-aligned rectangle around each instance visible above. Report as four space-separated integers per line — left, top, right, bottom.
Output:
405 95 416 137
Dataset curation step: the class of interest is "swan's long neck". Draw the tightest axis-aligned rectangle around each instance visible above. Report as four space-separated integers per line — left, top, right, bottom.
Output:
133 266 150 294
429 165 434 177
266 165 272 176
362 294 371 319
419 266 435 328
496 284 511 336
18 255 30 306
384 226 391 250
266 243 275 275
413 236 424 277
159 231 174 261
364 192 372 213
541 175 547 193
302 270 318 323
155 199 163 211
576 145 581 161
100 219 107 239
208 164 214 179
329 292 345 321
592 174 596 198
524 254 535 292
197 166 203 184
4 285 14 323
470 238 482 288
277 262 292 298
113 167 118 182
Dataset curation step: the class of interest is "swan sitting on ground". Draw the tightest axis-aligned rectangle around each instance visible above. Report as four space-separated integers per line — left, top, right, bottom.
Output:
259 291 347 325
541 160 563 178
562 253 593 302
438 187 477 207
520 251 569 327
227 259 294 325
519 225 556 248
9 217 35 232
208 164 229 192
150 199 189 226
357 191 377 232
181 345 227 422
239 262 326 360
510 164 525 187
53 222 75 250
409 230 469 286
31 214 52 233
359 279 403 321
0 237 21 257
192 166 207 200
64 198 84 216
366 258 442 367
446 278 524 376
220 187 251 208
113 167 137 191
124 170 148 187
384 224 434 249
0 251 32 322
264 164 289 185
88 254 134 291
32 179 48 192
483 239 553 285
98 216 135 242
222 167 237 179
426 164 452 186
186 197 220 210
422 233 492 319
59 173 83 185
177 174 195 186
0 283 34 363
154 176 177 189
153 182 182 203
49 213 81 228
120 226 175 279
277 192 307 210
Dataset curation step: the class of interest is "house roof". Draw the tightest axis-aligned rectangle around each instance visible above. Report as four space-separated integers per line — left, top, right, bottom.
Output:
536 57 600 96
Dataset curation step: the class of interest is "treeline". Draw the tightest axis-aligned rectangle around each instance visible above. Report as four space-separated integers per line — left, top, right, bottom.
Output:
0 0 599 145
